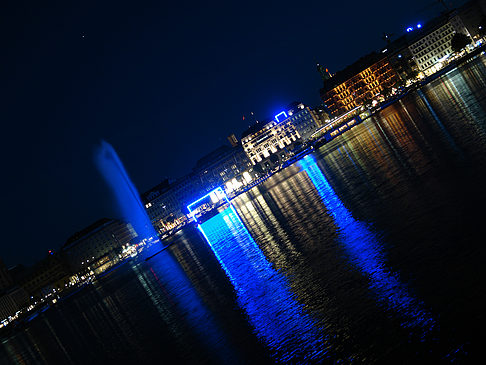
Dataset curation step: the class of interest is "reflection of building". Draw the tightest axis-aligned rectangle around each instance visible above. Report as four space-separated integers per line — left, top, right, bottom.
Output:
320 53 399 116
62 218 137 273
241 114 301 170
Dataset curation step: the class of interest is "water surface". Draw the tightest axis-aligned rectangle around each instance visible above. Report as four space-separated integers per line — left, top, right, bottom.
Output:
2 56 486 364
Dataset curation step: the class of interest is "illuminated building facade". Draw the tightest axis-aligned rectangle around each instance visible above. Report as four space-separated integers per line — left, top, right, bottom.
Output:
142 180 181 233
285 102 323 142
143 174 207 233
61 218 137 273
408 15 470 76
320 54 399 116
241 113 301 170
0 287 29 322
192 145 255 195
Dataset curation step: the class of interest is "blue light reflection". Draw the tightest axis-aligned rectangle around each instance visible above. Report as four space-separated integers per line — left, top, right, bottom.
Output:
199 206 328 362
299 155 436 336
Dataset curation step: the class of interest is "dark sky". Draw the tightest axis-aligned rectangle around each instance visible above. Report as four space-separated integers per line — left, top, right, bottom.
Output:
1 0 466 267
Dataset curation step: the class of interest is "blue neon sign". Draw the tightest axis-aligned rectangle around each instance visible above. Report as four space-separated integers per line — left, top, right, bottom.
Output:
187 187 229 218
274 111 288 123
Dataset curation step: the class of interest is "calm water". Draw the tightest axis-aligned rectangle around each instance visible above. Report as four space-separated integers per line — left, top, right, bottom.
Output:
3 56 486 364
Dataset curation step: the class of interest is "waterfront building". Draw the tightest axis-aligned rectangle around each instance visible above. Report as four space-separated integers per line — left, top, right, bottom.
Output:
143 173 207 234
241 113 301 171
0 287 29 322
192 144 255 195
407 14 471 76
61 218 137 274
0 258 13 291
16 253 74 299
320 53 399 116
285 102 323 142
313 103 331 126
142 180 178 233
382 35 420 82
456 0 486 40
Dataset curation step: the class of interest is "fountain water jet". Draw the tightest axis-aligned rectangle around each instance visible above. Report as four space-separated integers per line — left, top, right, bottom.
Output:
94 140 157 241
93 140 240 362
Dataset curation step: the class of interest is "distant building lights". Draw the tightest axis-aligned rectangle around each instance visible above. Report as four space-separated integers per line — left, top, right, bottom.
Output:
398 54 402 58
274 111 288 123
417 23 422 29
406 27 413 32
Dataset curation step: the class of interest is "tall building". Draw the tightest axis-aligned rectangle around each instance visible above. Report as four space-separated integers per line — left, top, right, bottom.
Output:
320 53 399 116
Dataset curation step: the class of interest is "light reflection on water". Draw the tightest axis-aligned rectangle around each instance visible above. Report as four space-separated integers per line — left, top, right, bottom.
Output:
299 155 436 337
198 206 330 363
2 57 486 364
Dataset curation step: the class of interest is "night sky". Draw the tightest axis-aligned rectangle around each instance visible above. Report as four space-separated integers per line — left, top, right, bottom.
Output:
1 0 466 267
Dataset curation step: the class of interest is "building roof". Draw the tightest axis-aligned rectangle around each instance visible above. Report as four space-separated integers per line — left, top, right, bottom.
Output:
241 120 271 139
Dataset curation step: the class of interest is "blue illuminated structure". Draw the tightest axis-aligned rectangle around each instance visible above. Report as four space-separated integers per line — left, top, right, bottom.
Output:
187 187 230 218
95 140 157 240
406 27 414 32
274 111 288 123
417 23 422 29
299 155 435 336
198 206 328 362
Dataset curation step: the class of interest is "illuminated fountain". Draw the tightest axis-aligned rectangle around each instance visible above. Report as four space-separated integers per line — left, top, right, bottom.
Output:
94 140 156 240
94 141 239 362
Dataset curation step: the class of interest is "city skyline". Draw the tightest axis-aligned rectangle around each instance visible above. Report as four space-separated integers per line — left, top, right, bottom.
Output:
1 0 468 267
